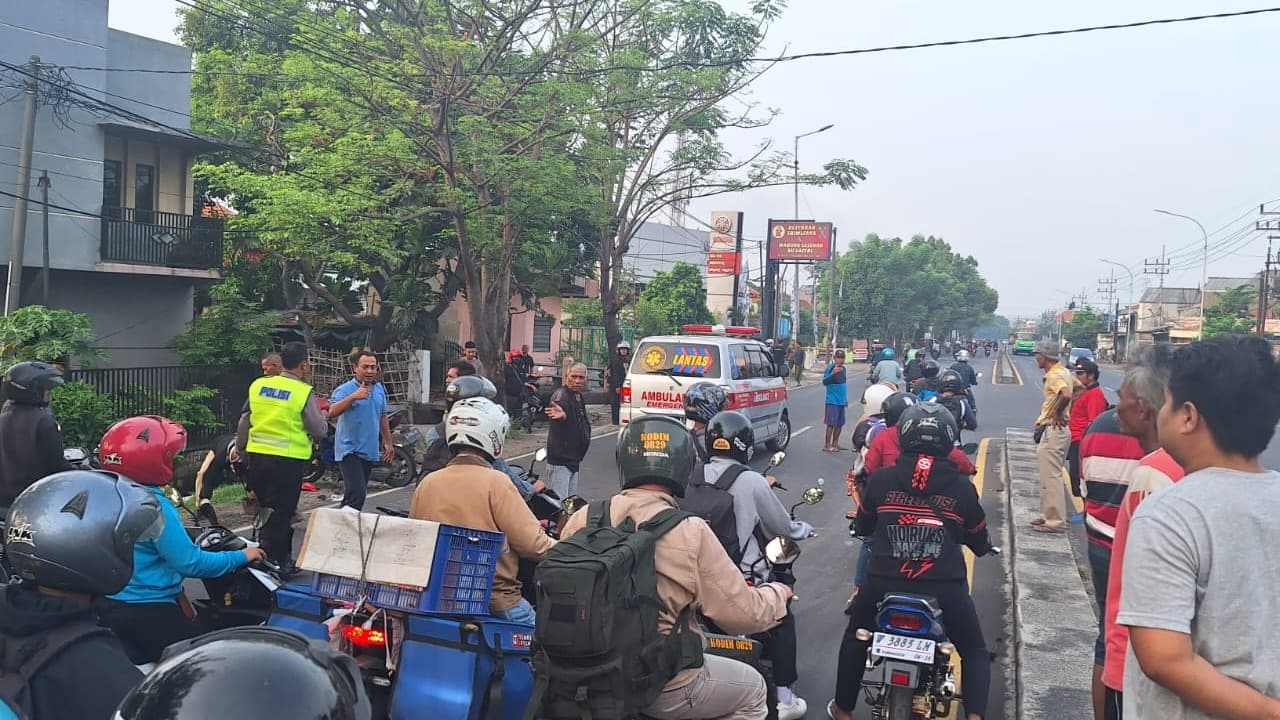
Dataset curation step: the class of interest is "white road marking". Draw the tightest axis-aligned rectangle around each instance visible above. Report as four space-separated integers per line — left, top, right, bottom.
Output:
791 425 814 437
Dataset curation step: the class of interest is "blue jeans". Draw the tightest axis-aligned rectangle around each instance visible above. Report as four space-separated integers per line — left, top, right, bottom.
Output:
338 454 373 510
855 538 874 588
546 465 579 498
494 598 536 626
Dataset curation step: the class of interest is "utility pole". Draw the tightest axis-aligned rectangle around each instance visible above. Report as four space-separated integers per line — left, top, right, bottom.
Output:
1143 245 1170 288
1257 203 1280 336
1099 271 1118 359
826 230 839 349
5 56 40 316
37 171 49 307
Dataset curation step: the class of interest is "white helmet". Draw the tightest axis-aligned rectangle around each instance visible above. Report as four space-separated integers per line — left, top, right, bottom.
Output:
955 349 971 362
862 383 896 417
617 340 631 351
445 397 510 461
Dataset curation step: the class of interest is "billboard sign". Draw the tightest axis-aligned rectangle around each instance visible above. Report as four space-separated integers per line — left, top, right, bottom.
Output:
707 211 744 320
767 220 833 261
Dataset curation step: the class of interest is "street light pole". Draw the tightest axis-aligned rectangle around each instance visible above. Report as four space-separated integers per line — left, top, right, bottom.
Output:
793 124 833 345
1154 209 1209 340
1100 258 1136 362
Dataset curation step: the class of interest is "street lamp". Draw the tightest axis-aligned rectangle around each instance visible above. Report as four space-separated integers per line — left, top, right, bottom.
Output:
793 123 833 345
1154 209 1209 340
1100 258 1135 361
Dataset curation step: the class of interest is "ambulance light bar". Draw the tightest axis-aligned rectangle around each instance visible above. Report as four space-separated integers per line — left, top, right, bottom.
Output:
680 324 760 337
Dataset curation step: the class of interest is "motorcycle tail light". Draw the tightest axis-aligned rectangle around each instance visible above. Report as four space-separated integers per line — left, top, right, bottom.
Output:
342 625 387 647
621 380 631 405
887 611 924 632
889 670 912 687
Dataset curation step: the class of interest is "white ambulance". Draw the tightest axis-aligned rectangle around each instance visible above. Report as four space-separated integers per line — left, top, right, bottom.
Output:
620 325 791 451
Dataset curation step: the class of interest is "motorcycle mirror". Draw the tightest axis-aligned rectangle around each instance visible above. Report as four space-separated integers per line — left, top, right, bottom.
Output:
561 495 587 518
764 537 801 565
535 448 548 463
802 486 825 505
769 451 786 467
976 372 984 379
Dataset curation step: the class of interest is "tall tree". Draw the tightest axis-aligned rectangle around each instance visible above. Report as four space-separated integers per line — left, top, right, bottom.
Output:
633 262 713 336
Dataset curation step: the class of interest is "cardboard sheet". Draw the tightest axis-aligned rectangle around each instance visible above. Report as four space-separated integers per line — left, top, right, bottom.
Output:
297 507 439 588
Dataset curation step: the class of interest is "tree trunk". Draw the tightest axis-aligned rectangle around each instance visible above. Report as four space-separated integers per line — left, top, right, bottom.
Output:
600 227 622 352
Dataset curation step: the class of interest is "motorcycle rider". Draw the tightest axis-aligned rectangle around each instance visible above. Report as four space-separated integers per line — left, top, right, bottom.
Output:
421 373 541 498
0 470 162 719
935 369 978 439
609 340 631 425
870 348 903 388
113 626 371 720
950 349 979 410
830 403 995 720
94 416 266 664
683 381 730 469
696 410 814 720
911 359 942 400
846 384 896 520
0 361 70 509
557 415 793 720
903 349 925 390
409 396 554 625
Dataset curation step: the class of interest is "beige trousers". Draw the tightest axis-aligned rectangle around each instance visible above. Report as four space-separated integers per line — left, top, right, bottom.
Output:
1037 424 1071 528
644 655 769 720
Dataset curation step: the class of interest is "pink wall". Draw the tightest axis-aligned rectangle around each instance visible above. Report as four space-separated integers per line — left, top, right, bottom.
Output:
451 294 565 366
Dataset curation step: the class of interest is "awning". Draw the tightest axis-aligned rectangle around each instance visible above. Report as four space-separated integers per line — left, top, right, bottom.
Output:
98 119 230 154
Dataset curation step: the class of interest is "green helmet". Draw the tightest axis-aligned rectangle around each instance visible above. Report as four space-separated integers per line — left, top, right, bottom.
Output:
615 415 697 498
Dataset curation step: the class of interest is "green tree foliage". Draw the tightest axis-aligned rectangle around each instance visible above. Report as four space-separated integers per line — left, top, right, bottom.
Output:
0 305 106 367
821 235 999 346
50 382 114 447
172 280 278 365
561 298 605 328
52 383 225 448
1203 285 1257 336
1062 308 1110 349
634 263 712 336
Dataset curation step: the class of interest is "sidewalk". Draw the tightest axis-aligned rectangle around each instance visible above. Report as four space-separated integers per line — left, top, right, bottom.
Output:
1004 427 1096 720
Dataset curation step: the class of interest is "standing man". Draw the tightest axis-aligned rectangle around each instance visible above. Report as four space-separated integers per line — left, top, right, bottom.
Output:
462 340 485 377
503 352 525 417
1069 359 1108 502
236 341 328 570
822 349 849 452
791 341 805 386
260 351 283 377
515 344 535 380
326 349 393 511
1032 339 1073 534
545 362 591 498
608 340 631 425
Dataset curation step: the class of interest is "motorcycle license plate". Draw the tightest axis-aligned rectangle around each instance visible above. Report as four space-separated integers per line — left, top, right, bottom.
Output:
400 426 422 444
871 633 935 664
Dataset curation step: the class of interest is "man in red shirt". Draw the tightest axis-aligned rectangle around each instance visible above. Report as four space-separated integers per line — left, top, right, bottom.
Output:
1103 345 1182 720
1069 359 1109 502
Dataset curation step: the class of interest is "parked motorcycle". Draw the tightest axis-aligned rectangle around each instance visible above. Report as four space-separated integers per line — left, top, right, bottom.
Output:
519 376 551 434
855 547 1001 719
304 400 420 488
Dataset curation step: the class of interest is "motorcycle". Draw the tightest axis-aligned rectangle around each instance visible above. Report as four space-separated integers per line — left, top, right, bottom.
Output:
518 376 551 434
854 547 1001 719
304 400 420 488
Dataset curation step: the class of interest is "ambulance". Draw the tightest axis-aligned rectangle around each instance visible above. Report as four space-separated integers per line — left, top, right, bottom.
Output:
620 325 791 452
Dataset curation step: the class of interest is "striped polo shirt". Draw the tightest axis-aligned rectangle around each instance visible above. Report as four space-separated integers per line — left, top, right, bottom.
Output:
1078 409 1144 549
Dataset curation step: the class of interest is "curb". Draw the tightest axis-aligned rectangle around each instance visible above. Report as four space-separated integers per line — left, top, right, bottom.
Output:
1004 428 1095 720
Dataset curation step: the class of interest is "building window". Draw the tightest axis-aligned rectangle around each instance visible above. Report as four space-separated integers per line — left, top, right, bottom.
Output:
533 316 554 353
134 163 155 222
102 160 122 217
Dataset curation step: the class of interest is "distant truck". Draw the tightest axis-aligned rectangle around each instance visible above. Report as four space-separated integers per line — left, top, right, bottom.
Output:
850 339 869 362
1013 331 1037 356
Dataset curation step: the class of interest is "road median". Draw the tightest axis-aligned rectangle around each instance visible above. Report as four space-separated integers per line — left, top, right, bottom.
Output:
1003 427 1095 720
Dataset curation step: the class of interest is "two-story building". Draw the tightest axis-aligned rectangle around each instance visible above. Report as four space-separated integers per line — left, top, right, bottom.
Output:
1 1 223 367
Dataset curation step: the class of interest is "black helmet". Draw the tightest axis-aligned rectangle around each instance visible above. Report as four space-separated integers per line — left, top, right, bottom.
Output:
444 375 497 411
684 382 729 425
898 403 959 458
938 369 965 394
3 361 64 405
882 391 918 428
616 415 697 498
705 410 754 464
920 359 941 379
5 470 162 596
115 627 371 720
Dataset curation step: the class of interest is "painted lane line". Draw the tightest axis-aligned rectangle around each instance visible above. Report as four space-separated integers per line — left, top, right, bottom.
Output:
791 425 814 438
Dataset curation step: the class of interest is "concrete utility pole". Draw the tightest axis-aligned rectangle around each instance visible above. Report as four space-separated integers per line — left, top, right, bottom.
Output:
5 56 40 316
1098 271 1118 358
37 171 49 307
1154 209 1209 340
1257 205 1280 336
1143 245 1170 289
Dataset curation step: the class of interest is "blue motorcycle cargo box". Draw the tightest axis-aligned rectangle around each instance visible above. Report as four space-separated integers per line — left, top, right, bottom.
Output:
266 585 331 641
390 615 534 720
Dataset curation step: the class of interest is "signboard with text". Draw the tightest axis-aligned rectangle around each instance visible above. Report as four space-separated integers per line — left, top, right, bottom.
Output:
707 211 744 321
767 220 833 261
708 251 741 275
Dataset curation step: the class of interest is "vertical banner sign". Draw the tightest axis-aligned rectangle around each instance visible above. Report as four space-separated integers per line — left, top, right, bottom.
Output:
707 211 743 323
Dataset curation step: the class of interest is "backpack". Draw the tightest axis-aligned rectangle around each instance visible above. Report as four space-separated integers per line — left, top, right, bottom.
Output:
0 620 112 719
681 464 750 565
527 499 704 720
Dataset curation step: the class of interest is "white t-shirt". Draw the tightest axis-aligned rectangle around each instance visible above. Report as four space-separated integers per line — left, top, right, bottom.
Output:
1117 467 1280 719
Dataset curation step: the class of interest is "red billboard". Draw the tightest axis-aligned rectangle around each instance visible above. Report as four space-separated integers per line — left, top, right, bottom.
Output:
708 251 741 276
767 220 833 261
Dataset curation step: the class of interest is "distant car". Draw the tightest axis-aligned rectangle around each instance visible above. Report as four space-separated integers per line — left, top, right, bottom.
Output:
1068 347 1095 366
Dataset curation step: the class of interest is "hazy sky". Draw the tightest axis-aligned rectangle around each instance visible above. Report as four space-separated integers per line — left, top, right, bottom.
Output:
109 0 1280 318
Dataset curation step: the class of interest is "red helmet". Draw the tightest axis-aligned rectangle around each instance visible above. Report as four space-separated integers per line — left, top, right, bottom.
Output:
98 415 188 486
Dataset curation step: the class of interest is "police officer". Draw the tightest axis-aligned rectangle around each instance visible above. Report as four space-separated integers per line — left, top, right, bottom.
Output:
235 342 328 571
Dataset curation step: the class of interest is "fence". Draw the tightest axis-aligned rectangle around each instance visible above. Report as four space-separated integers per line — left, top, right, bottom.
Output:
559 326 635 370
279 344 422 408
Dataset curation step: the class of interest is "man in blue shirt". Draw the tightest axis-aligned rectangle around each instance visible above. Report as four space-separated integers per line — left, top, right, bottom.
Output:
823 349 849 452
327 349 394 510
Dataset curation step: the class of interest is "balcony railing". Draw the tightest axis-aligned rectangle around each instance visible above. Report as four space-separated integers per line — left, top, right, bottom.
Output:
101 207 223 269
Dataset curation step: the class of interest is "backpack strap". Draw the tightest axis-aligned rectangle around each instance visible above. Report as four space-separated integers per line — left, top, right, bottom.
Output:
638 507 693 539
586 498 613 530
712 463 749 492
0 621 111 719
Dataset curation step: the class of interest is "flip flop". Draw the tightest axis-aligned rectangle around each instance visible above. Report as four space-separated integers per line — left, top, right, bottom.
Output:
1030 517 1047 526
845 509 858 519
1032 523 1066 534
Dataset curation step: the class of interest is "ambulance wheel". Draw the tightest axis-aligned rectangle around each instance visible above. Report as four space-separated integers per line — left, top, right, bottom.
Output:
766 413 791 452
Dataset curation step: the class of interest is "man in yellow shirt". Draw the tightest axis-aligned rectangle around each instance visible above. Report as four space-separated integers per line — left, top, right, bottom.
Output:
1033 340 1073 532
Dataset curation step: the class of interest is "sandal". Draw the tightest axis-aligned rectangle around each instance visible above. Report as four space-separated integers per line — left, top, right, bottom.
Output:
1030 517 1047 526
1031 523 1066 534
845 509 858 519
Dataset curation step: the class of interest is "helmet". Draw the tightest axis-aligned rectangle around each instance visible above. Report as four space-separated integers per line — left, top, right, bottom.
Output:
3 361 64 406
862 383 895 417
683 382 729 425
955 349 971 362
115 627 371 720
921 359 941 378
938 369 965 395
444 375 497 411
705 410 754 464
882 348 895 360
97 415 187 486
444 397 509 461
898 403 959 458
5 470 162 596
616 415 697 498
882 392 918 427
617 340 631 351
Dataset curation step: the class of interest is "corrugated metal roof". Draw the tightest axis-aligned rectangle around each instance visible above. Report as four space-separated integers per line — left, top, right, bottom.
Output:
1139 287 1200 305
1204 276 1255 292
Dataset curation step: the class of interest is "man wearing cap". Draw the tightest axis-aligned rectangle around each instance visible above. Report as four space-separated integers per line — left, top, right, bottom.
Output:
1068 358 1108 501
1033 339 1074 532
822 349 849 452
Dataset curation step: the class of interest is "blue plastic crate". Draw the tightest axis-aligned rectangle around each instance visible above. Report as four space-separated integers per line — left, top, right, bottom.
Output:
311 523 504 615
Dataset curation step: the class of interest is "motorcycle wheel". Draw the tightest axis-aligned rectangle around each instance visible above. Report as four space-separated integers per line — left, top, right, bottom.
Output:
885 685 915 720
381 446 417 488
523 407 535 434
301 457 326 485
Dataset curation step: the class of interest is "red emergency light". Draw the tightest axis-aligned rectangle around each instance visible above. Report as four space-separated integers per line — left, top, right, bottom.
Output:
342 625 387 647
680 324 760 337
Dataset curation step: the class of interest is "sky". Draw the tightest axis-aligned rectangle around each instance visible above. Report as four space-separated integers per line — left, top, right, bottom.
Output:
108 0 1280 319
